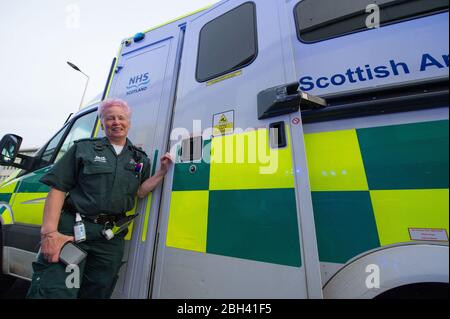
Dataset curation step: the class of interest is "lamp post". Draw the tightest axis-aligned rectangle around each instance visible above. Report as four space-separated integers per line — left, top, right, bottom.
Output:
67 61 90 110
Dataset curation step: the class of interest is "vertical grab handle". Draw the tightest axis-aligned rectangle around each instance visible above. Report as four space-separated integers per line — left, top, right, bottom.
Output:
269 122 287 149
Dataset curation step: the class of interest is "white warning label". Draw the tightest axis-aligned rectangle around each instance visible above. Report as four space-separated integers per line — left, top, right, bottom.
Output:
409 228 448 242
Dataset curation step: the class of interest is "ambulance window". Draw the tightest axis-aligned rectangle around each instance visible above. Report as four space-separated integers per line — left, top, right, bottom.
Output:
196 2 257 82
55 111 97 162
41 126 69 164
295 0 449 43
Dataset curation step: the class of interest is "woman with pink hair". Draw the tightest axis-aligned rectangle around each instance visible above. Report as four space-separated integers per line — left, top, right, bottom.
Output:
27 98 172 299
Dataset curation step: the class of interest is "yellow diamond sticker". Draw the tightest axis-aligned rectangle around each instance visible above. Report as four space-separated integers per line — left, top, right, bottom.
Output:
213 110 234 137
219 114 228 123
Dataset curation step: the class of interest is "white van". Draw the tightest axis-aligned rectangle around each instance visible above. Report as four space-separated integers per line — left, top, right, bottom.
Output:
1 0 448 298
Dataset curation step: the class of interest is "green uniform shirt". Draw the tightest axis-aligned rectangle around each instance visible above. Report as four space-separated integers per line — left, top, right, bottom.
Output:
40 137 151 216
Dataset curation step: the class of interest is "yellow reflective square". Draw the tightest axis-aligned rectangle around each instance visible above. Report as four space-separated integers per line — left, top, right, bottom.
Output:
305 129 369 191
209 129 295 190
141 194 153 242
371 189 449 246
166 191 209 253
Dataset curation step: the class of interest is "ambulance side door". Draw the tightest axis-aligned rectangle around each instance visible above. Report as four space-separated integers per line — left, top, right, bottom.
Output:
153 0 322 298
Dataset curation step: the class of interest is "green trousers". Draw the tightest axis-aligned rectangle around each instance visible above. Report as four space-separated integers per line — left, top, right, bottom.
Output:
26 211 126 299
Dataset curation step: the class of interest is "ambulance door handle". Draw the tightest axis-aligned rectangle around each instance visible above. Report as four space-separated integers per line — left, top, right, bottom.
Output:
269 122 287 149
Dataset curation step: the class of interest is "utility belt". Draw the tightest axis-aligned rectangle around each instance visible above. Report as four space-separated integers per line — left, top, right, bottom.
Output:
64 209 125 226
62 196 139 241
64 208 138 241
62 196 126 225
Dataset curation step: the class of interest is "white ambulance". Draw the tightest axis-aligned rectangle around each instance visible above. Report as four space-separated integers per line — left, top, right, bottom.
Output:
1 0 448 298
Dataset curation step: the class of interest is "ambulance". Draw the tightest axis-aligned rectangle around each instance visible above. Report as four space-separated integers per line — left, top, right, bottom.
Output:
0 0 448 298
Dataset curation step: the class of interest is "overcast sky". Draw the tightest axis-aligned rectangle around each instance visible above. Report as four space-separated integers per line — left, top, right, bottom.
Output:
0 0 219 149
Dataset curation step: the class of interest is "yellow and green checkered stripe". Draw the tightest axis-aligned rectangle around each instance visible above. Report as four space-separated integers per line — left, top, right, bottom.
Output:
0 179 19 225
306 120 449 264
0 167 51 225
167 129 302 267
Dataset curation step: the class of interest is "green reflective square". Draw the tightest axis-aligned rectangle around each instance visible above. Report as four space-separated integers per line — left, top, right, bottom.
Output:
312 191 380 264
357 120 449 190
172 162 210 191
172 140 211 191
207 189 301 267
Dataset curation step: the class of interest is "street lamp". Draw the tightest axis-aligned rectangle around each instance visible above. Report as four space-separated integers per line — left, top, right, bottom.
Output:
67 61 90 110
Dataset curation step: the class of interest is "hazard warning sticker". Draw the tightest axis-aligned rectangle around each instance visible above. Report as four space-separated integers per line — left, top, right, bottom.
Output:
213 110 234 137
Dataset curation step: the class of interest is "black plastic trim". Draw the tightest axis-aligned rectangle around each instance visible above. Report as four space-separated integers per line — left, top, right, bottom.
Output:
301 78 449 123
269 122 287 149
102 57 117 101
3 224 41 253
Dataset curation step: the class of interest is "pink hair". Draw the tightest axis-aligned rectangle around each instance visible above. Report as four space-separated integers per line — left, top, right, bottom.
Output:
98 98 132 119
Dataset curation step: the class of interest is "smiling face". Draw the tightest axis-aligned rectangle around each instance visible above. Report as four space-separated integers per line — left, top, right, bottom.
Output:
101 104 131 145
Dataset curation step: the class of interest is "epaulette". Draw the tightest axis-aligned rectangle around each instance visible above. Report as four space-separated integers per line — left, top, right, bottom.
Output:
74 137 101 144
130 145 148 162
74 138 105 151
132 145 148 157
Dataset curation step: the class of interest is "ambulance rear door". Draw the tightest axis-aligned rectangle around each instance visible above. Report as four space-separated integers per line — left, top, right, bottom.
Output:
103 19 190 298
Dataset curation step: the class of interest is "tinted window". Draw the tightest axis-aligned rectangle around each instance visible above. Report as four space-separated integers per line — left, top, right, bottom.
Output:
41 126 68 164
295 0 449 43
55 111 97 162
196 2 257 82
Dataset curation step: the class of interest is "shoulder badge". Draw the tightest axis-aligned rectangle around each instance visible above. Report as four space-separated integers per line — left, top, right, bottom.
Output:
74 138 105 151
131 145 147 162
74 137 98 144
133 146 147 156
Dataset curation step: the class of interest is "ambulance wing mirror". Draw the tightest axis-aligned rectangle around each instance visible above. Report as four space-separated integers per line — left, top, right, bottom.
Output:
0 134 33 170
257 82 327 120
0 134 22 165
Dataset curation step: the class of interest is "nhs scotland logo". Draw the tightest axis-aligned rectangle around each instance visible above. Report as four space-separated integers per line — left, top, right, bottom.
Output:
126 72 150 95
